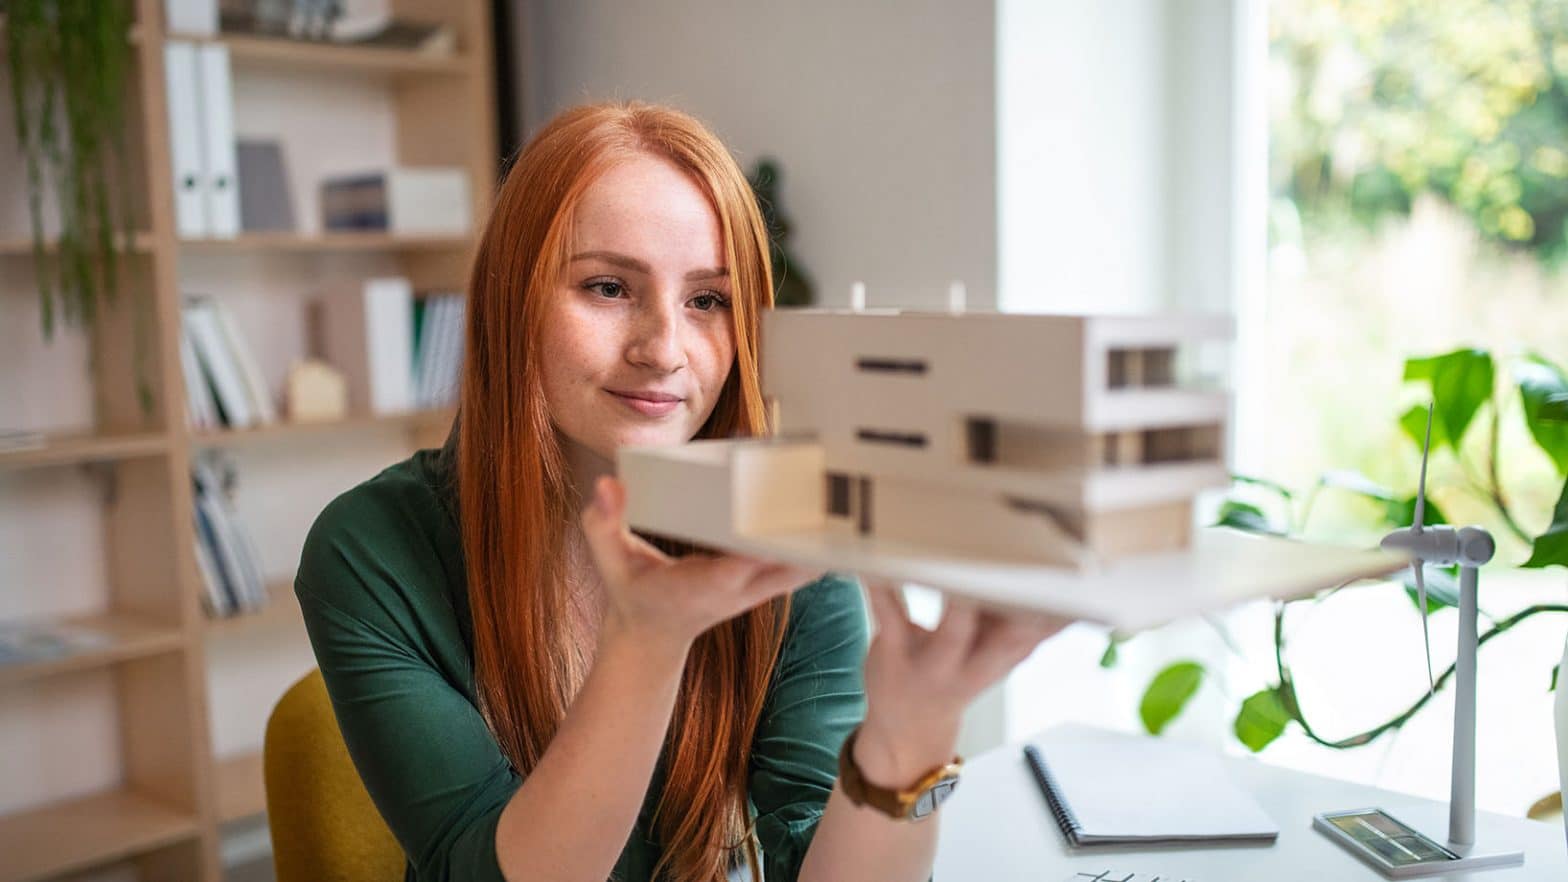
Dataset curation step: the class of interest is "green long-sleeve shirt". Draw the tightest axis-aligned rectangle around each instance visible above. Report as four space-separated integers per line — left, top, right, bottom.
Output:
295 446 870 882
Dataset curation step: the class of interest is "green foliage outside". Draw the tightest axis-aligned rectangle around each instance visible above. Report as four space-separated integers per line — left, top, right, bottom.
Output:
1275 0 1568 261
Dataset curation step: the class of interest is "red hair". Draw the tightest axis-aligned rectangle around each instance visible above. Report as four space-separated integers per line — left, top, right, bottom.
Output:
456 102 786 881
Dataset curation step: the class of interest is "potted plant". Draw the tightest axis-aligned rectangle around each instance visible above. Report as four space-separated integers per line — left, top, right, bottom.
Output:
5 0 149 411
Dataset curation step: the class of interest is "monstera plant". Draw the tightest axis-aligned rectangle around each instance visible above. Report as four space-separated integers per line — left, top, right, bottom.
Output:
1122 348 1568 756
5 0 150 411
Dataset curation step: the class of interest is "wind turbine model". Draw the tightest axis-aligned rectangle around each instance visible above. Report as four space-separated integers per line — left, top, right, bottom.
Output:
1313 402 1524 876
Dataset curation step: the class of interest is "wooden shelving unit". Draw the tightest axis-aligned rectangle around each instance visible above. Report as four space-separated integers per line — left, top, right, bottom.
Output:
0 1 498 877
191 407 454 449
212 751 267 824
203 579 299 635
0 789 201 882
0 613 185 688
0 430 169 470
179 231 473 254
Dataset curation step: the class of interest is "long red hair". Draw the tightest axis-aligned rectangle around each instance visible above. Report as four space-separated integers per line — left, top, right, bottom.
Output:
455 102 787 881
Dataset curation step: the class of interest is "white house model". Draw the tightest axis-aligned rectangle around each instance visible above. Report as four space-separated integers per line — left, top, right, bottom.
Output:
620 307 1404 630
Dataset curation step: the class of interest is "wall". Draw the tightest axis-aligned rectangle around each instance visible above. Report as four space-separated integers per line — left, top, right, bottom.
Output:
996 0 1239 316
517 0 997 311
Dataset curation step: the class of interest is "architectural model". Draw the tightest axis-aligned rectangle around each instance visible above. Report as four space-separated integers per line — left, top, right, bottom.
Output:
619 305 1404 630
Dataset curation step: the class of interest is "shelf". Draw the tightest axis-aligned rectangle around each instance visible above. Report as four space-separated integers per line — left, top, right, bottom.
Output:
191 408 454 449
0 788 200 882
180 231 472 254
204 580 299 635
0 231 157 257
0 431 168 471
0 613 185 689
153 30 471 78
214 751 268 823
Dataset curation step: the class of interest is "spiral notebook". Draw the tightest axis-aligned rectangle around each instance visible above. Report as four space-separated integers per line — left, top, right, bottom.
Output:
1022 725 1279 847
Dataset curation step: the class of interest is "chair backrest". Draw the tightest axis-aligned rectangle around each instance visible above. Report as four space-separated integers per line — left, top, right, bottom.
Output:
265 668 406 882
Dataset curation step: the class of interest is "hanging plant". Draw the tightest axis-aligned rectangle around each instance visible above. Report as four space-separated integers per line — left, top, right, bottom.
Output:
5 0 151 411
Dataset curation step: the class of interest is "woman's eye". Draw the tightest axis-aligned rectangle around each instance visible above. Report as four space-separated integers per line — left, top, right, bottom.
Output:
690 292 731 311
585 280 625 299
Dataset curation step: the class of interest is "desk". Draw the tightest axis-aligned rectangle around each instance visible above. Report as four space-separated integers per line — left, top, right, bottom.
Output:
934 725 1566 881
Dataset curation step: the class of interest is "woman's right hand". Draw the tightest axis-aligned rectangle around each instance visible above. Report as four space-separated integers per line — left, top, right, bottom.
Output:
579 474 818 656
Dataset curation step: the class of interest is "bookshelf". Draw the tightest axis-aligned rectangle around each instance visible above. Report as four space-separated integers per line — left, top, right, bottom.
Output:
0 1 498 879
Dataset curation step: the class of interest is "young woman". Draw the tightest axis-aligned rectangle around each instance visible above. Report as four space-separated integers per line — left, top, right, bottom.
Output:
295 101 1066 882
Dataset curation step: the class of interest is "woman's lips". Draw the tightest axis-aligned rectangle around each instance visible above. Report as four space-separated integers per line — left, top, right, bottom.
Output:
607 390 682 417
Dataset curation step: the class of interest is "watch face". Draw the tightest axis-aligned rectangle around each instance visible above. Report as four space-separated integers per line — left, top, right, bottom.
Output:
910 776 960 820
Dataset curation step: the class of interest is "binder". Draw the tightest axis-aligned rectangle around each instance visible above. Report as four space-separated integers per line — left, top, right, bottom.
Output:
197 44 241 238
1022 726 1278 847
315 278 415 415
163 41 208 238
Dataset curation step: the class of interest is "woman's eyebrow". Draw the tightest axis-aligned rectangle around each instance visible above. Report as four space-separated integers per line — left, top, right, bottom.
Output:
571 250 727 281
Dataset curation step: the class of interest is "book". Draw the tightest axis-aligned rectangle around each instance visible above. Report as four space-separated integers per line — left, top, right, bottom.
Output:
0 430 46 452
413 293 465 407
1022 725 1279 847
313 277 415 414
320 168 470 234
210 299 278 425
178 327 220 430
191 456 268 618
184 299 255 428
0 621 113 667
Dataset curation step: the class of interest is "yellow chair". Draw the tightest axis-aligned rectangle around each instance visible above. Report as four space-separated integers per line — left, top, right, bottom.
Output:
265 668 407 882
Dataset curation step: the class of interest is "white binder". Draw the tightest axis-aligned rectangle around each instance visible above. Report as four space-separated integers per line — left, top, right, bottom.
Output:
197 44 241 238
163 41 208 238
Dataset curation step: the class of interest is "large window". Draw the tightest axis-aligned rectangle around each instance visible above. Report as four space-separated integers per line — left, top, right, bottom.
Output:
1006 0 1568 821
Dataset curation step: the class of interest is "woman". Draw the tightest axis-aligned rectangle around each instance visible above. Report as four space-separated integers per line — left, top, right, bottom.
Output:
295 101 1066 882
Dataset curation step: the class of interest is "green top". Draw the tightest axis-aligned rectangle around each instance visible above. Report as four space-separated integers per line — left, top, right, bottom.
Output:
295 446 869 882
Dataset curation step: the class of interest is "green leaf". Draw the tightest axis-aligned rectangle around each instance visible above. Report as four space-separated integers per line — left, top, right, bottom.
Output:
1230 473 1296 501
1139 661 1205 735
1403 349 1495 451
1543 394 1568 422
1099 632 1126 669
1384 494 1448 529
1400 563 1461 613
1320 469 1398 502
1213 500 1282 535
1516 355 1568 472
1552 664 1560 693
1523 476 1568 569
1400 403 1449 450
1233 688 1291 752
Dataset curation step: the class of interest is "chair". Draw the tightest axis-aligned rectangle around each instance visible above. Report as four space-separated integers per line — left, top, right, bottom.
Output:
264 668 406 882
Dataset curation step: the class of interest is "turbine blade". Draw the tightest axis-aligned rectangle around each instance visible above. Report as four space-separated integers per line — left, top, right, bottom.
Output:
1416 562 1435 695
1414 400 1433 532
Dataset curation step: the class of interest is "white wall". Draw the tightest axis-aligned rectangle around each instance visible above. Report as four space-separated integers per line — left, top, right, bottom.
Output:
517 0 997 311
997 0 1239 316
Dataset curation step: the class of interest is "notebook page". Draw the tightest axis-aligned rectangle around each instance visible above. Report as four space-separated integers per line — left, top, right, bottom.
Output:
1034 726 1279 842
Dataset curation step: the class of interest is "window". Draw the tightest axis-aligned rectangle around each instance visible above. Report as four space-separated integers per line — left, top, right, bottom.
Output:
966 417 998 463
856 356 928 375
826 472 851 517
856 428 927 448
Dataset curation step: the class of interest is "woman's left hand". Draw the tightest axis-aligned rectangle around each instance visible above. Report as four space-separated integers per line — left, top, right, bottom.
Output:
853 580 1072 788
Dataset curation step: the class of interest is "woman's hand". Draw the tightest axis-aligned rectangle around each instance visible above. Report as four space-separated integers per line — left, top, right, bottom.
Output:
854 580 1071 788
579 475 820 657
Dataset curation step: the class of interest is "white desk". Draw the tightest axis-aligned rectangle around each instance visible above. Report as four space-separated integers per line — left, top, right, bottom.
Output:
935 725 1566 881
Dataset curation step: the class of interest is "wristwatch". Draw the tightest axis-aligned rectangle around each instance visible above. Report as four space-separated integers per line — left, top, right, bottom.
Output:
837 724 963 821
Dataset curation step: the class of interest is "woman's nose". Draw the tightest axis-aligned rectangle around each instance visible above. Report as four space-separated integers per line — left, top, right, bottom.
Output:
625 298 686 373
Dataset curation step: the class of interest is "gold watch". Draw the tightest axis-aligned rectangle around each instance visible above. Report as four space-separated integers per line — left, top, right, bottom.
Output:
837 724 963 821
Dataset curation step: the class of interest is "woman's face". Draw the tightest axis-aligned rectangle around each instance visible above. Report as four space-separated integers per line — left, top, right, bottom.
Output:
539 153 737 463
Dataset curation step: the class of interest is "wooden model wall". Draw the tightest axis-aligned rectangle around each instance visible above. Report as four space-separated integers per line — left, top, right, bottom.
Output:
758 309 1233 564
0 2 496 879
